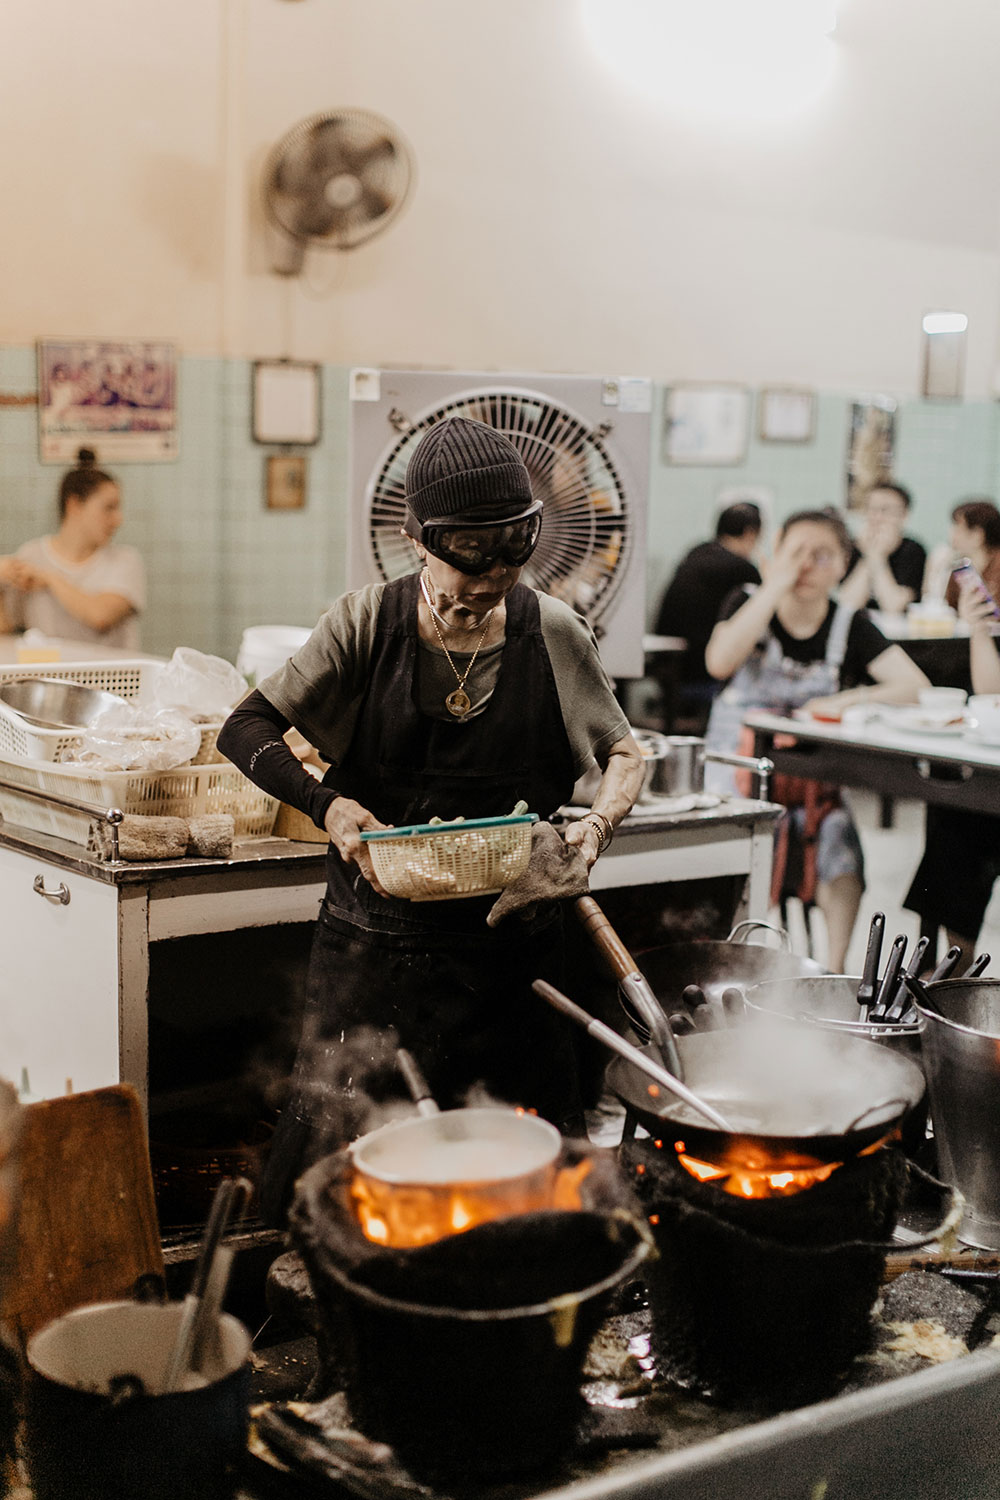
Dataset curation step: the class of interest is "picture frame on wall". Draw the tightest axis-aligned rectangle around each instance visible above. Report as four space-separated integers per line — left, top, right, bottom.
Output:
252 360 321 446
846 397 896 510
37 338 178 462
662 384 750 465
757 387 816 443
265 453 308 511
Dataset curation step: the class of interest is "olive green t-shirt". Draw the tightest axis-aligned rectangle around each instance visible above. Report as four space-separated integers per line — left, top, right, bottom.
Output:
260 583 629 776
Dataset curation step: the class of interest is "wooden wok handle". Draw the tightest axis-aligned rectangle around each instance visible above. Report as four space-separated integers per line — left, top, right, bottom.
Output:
575 895 639 980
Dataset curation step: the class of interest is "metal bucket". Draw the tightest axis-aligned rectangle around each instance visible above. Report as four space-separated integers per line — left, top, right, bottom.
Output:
913 979 1000 1249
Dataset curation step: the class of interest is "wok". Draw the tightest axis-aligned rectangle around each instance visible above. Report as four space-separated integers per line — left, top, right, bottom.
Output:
620 921 826 1038
606 1025 926 1164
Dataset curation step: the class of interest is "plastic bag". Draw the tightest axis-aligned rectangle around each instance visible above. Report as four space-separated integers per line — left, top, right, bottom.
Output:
151 647 248 720
72 704 202 772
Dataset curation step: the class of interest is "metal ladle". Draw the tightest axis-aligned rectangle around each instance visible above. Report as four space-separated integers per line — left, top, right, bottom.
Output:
532 979 735 1131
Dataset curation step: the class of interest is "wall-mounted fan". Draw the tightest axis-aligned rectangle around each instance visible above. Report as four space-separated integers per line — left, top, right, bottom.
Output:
348 371 652 678
263 109 414 275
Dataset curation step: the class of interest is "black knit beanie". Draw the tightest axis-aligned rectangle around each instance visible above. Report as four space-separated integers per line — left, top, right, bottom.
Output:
404 416 533 523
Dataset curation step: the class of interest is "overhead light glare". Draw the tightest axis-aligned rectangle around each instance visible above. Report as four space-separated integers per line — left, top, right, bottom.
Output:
580 0 840 123
922 312 968 335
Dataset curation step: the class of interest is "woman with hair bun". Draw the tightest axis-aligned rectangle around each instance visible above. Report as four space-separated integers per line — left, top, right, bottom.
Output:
0 448 145 648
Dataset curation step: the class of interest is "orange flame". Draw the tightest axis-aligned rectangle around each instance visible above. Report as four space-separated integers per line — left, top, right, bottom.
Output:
350 1158 593 1247
673 1133 892 1199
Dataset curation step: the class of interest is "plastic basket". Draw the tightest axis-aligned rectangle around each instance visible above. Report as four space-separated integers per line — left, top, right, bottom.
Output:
0 748 279 848
0 662 226 765
0 661 156 762
361 814 538 901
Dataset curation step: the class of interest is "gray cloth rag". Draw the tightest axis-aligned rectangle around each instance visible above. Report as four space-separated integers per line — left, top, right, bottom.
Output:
487 821 590 926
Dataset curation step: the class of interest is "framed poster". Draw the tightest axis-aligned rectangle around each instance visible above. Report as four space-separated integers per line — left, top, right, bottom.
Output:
663 384 750 465
846 398 896 510
758 387 816 443
265 453 308 510
37 339 178 462
252 361 321 446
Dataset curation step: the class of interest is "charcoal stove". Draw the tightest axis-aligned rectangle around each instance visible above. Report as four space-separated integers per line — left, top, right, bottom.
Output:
286 1139 651 1487
623 1133 909 1406
251 1098 1000 1500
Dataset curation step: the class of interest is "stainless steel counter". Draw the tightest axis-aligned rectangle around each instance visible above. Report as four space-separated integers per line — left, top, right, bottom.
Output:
0 798 779 1107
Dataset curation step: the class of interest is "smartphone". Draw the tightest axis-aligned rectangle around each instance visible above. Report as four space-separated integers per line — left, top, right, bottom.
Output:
952 557 1000 632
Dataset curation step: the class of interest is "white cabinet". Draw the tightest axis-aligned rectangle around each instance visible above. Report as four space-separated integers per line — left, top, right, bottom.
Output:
0 845 121 1098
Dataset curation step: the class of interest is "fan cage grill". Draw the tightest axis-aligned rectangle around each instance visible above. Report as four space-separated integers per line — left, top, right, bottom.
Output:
264 109 413 251
365 390 632 626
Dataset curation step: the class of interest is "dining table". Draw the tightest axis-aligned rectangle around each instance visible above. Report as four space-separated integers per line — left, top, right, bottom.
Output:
744 705 1000 816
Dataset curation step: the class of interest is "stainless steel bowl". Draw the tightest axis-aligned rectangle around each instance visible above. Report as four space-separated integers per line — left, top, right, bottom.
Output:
0 678 128 731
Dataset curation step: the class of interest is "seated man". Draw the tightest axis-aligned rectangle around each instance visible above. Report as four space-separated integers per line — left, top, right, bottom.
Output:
653 502 762 728
839 482 927 615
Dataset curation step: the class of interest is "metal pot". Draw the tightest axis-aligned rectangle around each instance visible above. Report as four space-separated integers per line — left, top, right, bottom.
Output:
745 975 923 1055
348 1108 563 1247
607 1025 926 1163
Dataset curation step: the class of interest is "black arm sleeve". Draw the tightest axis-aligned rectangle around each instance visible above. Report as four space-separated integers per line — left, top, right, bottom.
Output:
216 689 337 831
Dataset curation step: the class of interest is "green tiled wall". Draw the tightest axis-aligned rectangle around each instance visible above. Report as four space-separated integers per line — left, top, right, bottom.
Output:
0 350 351 663
2 346 999 662
646 389 1000 618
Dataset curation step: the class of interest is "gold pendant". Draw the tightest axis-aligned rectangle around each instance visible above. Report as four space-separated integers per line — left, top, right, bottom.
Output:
446 688 471 718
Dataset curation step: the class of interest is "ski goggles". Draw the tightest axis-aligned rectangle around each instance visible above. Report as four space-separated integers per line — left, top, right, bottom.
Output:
404 499 543 575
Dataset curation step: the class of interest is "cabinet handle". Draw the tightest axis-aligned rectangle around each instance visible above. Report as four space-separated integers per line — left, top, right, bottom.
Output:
32 875 70 906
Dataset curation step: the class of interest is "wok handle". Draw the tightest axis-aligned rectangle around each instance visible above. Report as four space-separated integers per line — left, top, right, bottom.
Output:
575 896 636 979
574 896 685 1078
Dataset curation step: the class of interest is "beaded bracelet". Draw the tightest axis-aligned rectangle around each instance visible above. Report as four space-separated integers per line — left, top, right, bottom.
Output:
580 811 614 854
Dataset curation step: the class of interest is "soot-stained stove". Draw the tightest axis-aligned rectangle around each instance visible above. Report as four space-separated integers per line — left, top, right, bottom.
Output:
248 1253 1000 1500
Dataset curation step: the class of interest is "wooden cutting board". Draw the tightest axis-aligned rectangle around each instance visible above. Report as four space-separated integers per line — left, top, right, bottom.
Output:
0 1084 164 1352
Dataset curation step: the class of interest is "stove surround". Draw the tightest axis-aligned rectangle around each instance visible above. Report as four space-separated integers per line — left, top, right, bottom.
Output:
289 1142 651 1485
623 1137 909 1406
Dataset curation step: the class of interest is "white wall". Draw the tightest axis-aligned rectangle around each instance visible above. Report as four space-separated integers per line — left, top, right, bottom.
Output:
4 0 1000 395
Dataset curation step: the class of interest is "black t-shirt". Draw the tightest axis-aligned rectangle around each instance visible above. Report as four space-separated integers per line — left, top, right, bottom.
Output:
717 588 891 687
655 541 761 681
846 534 926 609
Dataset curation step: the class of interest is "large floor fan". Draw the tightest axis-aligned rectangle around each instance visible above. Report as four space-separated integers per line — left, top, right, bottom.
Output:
349 371 651 678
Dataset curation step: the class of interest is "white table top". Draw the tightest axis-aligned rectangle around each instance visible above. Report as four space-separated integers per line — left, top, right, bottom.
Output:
0 634 162 666
868 611 970 641
744 707 1000 770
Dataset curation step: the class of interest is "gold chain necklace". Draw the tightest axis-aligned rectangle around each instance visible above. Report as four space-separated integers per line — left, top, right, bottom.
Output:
419 571 494 718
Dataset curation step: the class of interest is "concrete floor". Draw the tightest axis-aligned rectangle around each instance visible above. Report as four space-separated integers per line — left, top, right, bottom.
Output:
780 788 1000 975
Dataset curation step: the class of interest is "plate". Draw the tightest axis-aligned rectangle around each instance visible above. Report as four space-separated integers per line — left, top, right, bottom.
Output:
962 723 1000 748
878 707 968 737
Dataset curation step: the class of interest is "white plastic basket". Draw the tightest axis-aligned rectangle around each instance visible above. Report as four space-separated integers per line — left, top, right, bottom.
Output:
361 815 538 901
0 748 279 847
0 661 225 764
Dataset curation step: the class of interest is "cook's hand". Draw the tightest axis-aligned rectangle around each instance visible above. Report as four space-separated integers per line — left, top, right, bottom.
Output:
324 796 391 895
957 577 998 636
563 818 602 870
762 531 814 594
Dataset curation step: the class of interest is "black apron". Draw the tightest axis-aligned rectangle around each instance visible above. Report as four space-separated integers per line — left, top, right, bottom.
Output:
262 576 581 1221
